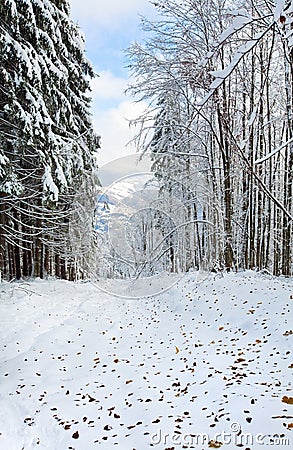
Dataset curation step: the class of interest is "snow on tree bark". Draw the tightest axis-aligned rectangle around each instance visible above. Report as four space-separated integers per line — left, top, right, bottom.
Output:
0 0 100 280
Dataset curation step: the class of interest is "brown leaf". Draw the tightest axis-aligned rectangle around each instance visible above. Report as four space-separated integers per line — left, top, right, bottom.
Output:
280 15 286 24
175 346 180 354
72 431 79 439
283 330 293 336
208 440 223 448
282 396 293 405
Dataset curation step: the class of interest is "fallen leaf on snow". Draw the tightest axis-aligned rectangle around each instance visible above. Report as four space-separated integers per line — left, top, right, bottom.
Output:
208 440 223 448
282 396 293 405
283 330 293 336
72 431 79 439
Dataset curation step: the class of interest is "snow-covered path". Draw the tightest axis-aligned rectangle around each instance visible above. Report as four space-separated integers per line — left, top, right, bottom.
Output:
0 272 292 449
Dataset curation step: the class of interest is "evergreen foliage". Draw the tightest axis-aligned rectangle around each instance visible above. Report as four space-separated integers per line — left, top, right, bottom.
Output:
0 0 99 280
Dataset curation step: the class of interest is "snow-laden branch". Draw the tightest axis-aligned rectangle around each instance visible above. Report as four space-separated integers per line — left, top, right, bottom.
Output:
198 1 293 108
166 151 209 158
229 133 293 221
135 219 214 279
218 10 255 43
255 136 293 164
198 25 274 108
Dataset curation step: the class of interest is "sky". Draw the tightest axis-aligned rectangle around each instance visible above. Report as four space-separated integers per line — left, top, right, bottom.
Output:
69 0 156 168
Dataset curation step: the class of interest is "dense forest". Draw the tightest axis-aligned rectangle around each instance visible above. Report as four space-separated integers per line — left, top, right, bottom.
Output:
0 0 99 280
125 0 293 277
0 0 292 281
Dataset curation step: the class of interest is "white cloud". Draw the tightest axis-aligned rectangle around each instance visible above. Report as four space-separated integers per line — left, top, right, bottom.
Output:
94 100 152 167
68 1 157 169
69 0 153 27
89 70 152 167
91 71 127 101
94 100 149 167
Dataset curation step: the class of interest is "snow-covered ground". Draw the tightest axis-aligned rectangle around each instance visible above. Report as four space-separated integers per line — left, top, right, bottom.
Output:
0 271 292 450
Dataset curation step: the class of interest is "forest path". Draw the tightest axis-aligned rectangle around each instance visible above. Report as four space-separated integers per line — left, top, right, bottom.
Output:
0 272 292 449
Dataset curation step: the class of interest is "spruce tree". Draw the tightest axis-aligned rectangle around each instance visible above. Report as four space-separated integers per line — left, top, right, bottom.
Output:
0 0 99 280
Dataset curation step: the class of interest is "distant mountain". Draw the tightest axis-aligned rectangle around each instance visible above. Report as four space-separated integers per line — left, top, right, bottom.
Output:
94 173 157 234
